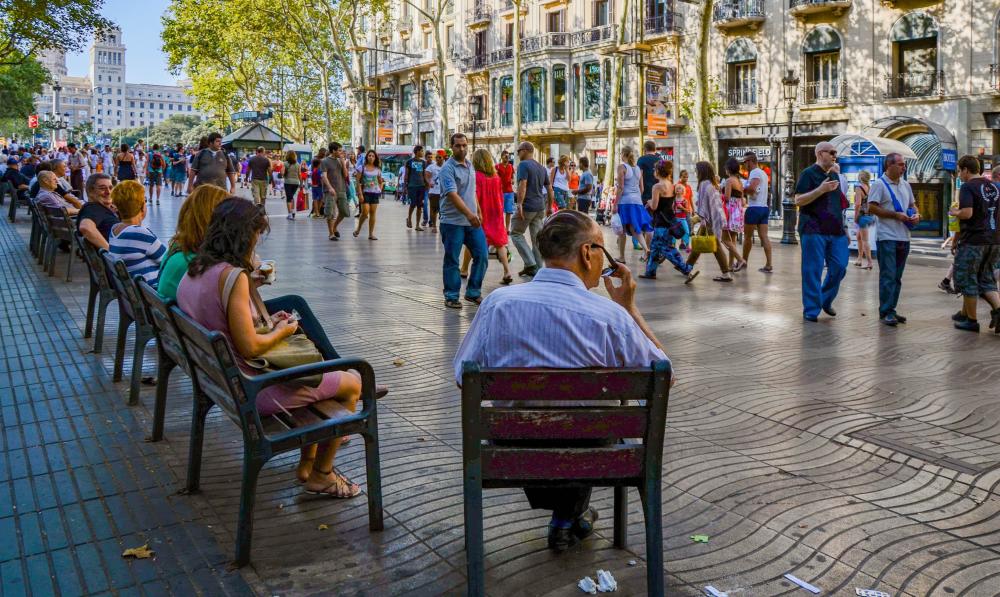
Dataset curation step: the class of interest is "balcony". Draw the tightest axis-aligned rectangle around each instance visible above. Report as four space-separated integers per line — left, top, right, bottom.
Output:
497 0 528 16
802 80 847 105
713 1 766 30
520 32 571 53
571 24 619 48
885 71 944 99
466 5 492 29
463 53 492 71
789 0 852 17
394 16 413 32
644 12 685 37
491 47 514 64
722 83 760 111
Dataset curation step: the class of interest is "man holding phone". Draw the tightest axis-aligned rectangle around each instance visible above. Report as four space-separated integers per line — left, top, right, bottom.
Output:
794 141 850 322
453 209 667 552
867 152 919 326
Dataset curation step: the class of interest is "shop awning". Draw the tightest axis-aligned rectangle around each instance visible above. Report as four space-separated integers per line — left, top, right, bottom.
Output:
828 134 918 160
221 123 291 150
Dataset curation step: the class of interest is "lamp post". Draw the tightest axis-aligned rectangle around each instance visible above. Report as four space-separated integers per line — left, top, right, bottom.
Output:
51 81 63 147
301 114 309 144
780 69 800 245
469 95 482 151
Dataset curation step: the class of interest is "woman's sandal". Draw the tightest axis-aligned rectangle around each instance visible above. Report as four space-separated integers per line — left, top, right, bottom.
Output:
501 275 513 285
713 275 733 282
304 470 361 498
369 236 378 240
758 266 773 274
353 230 360 238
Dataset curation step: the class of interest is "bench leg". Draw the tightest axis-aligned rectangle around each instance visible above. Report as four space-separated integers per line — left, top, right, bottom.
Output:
614 486 628 549
463 478 485 597
84 283 97 339
94 294 112 354
185 392 212 492
234 455 266 568
112 310 132 382
150 349 174 442
640 483 664 597
64 248 73 282
363 425 384 532
127 330 152 406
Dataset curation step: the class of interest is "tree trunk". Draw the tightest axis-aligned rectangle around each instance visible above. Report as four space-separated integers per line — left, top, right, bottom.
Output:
320 64 332 143
512 1 522 155
695 0 715 164
601 1 630 194
433 20 449 144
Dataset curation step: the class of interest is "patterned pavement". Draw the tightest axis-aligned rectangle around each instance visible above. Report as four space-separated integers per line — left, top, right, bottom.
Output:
3 187 1000 596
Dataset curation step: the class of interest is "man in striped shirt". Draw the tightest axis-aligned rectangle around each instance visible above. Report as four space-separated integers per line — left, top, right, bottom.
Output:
454 210 669 551
108 180 166 287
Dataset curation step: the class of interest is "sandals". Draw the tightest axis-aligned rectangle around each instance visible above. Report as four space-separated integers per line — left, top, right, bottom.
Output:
369 236 378 241
731 261 747 273
501 275 513 285
464 296 483 305
713 275 733 282
353 230 360 238
758 266 773 274
304 470 361 499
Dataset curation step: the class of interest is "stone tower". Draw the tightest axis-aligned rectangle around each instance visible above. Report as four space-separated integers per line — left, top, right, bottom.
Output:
89 26 127 131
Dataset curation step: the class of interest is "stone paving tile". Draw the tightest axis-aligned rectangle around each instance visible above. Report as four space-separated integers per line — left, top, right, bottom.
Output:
6 190 1000 595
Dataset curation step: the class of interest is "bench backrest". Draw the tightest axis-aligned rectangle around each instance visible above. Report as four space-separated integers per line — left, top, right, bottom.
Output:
99 249 148 326
168 304 260 435
135 279 191 376
41 205 74 241
461 361 672 486
75 232 113 292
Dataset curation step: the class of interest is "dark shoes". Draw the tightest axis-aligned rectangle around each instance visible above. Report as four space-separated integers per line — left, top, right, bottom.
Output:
822 306 837 317
638 273 656 279
464 295 483 305
952 311 969 323
547 508 599 552
955 319 981 333
518 266 538 277
991 308 1000 332
444 299 462 309
803 315 819 322
880 314 898 327
894 314 907 324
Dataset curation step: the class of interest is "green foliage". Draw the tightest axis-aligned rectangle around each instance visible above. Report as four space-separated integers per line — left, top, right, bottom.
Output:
330 107 352 143
105 114 212 148
0 0 115 65
0 116 34 142
0 56 48 118
678 77 722 129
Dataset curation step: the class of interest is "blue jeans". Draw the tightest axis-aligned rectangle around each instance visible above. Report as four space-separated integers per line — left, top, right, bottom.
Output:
677 218 691 247
800 233 849 319
422 191 430 225
440 223 487 301
876 240 910 318
645 228 692 277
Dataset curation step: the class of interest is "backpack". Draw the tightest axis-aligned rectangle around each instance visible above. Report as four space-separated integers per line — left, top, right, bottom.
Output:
151 152 164 170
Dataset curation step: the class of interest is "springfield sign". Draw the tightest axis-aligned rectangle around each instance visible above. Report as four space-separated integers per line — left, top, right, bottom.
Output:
727 146 772 162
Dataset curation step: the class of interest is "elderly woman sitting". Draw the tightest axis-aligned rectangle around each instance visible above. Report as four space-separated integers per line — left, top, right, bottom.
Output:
35 171 79 216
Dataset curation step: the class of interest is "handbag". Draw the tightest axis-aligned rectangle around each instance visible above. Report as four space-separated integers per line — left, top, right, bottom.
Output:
221 267 324 388
296 187 306 211
690 225 717 254
610 213 623 236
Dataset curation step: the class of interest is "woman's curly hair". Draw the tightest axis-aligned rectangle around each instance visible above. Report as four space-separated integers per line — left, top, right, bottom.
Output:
188 197 270 277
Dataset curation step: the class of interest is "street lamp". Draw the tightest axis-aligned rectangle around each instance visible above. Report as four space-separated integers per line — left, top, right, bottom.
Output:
780 69 800 245
469 95 482 151
301 114 309 144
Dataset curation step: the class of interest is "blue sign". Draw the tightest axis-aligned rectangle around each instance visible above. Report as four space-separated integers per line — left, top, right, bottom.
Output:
941 148 957 171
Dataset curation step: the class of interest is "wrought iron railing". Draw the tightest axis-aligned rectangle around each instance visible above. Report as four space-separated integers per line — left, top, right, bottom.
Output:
885 71 944 99
466 5 492 23
520 32 570 53
463 53 491 71
991 65 1000 92
571 24 618 47
803 80 847 104
645 12 684 35
723 82 759 110
790 0 850 9
713 0 766 23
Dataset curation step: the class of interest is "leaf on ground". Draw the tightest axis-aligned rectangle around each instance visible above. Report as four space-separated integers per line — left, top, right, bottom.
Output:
690 535 710 543
317 523 329 531
122 544 155 559
392 358 405 366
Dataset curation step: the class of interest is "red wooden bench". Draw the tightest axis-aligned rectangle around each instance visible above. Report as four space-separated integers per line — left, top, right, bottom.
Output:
460 360 672 597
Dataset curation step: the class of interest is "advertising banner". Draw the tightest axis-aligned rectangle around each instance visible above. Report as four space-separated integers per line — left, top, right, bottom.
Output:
645 67 672 138
377 98 394 144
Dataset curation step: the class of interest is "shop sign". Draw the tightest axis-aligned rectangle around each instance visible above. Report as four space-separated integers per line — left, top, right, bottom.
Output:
595 149 607 166
941 148 957 171
727 146 772 161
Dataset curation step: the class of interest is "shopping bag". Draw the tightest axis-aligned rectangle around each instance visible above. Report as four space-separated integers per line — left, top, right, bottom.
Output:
690 226 717 254
296 187 306 211
610 213 623 236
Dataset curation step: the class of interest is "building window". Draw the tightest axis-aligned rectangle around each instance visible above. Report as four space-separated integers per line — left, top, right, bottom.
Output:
595 0 610 26
583 61 601 119
889 11 939 98
423 30 431 49
552 64 567 121
159 103 164 109
399 133 412 145
803 27 843 103
724 38 758 109
140 101 145 108
445 75 455 104
498 75 513 127
187 105 192 112
421 79 434 109
521 67 546 123
169 103 173 110
401 83 414 110
420 131 434 147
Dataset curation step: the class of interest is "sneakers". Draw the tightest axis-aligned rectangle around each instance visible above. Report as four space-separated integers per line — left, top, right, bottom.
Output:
938 278 955 294
638 273 656 279
518 266 538 277
954 319 981 333
547 508 599 552
684 270 700 284
880 314 898 327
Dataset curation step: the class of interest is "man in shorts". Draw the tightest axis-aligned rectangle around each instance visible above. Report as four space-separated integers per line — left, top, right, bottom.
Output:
321 142 351 240
950 155 1000 333
741 152 774 272
404 145 427 230
426 150 445 232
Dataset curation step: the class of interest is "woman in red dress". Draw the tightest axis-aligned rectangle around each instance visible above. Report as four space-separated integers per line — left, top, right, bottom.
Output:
470 148 512 285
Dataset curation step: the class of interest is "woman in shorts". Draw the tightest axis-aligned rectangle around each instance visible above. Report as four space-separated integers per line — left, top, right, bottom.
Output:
354 150 383 240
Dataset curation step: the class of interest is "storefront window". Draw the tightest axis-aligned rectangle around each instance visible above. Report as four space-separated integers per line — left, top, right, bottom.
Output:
553 65 567 121
521 68 546 123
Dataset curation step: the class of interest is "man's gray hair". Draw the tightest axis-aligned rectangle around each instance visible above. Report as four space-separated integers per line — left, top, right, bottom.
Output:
86 173 112 196
49 158 65 169
885 152 903 167
537 211 597 261
38 170 57 184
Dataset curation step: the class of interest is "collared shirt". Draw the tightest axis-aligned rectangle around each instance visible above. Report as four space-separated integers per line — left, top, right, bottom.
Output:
438 157 477 226
794 164 847 236
868 175 916 242
453 267 669 403
36 189 72 211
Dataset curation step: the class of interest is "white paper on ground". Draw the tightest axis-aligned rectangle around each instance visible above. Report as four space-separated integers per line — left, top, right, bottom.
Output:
704 586 729 597
855 590 890 597
578 576 598 594
596 570 617 592
784 574 821 594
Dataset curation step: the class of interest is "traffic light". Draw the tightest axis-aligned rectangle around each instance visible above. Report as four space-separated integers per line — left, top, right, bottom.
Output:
28 114 39 129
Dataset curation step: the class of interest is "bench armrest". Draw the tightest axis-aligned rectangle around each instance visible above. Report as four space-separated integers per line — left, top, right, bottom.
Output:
246 357 378 415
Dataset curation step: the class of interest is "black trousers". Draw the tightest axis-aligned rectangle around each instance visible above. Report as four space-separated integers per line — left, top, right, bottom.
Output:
498 439 607 521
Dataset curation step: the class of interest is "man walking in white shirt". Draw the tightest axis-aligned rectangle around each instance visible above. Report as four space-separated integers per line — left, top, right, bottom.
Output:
868 152 920 326
741 152 774 272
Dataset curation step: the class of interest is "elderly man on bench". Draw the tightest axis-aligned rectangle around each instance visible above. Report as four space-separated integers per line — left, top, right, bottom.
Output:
454 209 670 552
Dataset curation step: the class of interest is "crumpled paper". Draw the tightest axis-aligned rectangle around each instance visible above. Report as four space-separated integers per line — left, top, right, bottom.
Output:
122 544 155 559
578 576 597 594
596 570 617 592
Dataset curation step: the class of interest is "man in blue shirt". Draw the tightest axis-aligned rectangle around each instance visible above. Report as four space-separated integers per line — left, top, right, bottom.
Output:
438 133 487 308
794 141 849 322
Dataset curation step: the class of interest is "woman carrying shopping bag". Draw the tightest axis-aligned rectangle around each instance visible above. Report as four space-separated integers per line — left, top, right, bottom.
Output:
686 161 733 282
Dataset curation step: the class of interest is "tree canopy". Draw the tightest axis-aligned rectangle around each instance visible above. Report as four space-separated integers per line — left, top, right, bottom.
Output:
0 55 48 119
0 0 114 66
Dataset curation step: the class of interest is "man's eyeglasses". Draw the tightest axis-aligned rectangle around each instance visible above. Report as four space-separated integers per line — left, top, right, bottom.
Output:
821 150 837 157
589 242 619 277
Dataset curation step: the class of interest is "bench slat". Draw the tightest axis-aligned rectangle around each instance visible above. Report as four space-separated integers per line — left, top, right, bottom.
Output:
481 407 647 440
481 445 644 481
479 369 652 402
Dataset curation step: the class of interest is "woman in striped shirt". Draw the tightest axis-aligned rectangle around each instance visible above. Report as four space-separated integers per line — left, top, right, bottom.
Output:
109 180 166 287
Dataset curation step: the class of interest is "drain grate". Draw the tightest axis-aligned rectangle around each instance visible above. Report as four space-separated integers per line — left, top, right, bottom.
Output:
847 418 1000 476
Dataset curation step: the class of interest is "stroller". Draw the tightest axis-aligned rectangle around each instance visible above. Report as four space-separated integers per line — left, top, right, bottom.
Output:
595 185 610 225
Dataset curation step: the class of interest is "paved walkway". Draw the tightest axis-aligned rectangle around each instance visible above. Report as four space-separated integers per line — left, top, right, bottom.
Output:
4 189 1000 596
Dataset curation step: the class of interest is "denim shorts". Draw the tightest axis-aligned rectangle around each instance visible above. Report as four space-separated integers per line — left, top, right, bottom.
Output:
744 206 769 225
503 192 515 214
554 189 569 209
954 244 1000 296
